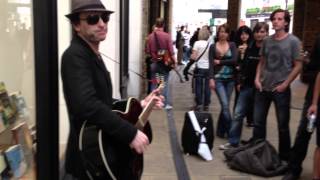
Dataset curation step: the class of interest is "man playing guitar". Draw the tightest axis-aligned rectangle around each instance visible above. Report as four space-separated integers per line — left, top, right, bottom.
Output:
61 0 163 179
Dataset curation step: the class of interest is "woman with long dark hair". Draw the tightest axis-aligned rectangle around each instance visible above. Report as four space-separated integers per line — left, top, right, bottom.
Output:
234 25 254 126
208 23 238 138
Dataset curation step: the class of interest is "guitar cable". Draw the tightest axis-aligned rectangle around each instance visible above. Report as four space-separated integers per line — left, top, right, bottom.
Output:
100 52 150 81
79 121 117 180
79 121 95 180
98 130 117 180
100 52 184 83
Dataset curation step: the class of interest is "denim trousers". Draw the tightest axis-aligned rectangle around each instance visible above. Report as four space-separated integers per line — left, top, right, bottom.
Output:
183 46 191 62
288 99 320 175
194 68 211 106
229 86 254 145
150 62 171 106
252 88 291 160
215 80 234 137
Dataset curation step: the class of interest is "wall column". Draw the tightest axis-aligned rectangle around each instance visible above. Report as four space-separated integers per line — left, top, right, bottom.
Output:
227 0 241 31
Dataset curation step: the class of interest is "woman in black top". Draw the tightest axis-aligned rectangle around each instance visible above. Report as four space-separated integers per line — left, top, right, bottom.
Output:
219 22 269 150
234 25 253 126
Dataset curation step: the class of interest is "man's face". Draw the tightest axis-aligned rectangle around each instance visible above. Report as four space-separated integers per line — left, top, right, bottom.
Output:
271 12 287 32
254 28 268 42
74 11 110 43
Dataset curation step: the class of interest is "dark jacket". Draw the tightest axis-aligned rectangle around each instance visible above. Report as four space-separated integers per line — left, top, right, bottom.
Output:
61 35 137 179
237 41 261 87
208 42 238 80
305 35 320 100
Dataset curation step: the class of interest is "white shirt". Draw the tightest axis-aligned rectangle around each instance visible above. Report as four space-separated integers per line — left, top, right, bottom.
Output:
193 40 210 69
182 32 191 47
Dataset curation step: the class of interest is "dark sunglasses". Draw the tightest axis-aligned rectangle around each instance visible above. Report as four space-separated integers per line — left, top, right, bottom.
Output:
80 13 110 25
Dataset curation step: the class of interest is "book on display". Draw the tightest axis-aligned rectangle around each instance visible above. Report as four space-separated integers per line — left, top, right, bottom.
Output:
4 144 27 178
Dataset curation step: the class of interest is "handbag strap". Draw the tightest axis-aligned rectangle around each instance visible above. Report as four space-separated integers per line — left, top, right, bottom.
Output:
196 42 209 61
154 32 161 50
194 42 209 70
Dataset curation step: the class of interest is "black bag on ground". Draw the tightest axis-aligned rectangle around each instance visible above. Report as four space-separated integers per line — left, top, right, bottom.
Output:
181 111 214 155
223 139 260 161
224 139 287 177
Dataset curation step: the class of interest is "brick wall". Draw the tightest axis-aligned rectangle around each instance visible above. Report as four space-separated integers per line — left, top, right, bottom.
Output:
302 0 320 51
226 0 320 51
294 0 320 51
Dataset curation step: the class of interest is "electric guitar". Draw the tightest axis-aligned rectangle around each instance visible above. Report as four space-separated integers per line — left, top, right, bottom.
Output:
79 86 162 180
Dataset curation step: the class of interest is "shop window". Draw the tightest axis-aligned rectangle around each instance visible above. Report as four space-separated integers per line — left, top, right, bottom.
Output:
0 0 36 179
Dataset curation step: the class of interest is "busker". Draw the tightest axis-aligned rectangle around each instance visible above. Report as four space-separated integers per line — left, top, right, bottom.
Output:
61 0 163 179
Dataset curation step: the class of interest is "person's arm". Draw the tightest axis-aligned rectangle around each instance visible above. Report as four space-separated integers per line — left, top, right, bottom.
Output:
208 44 216 90
167 34 177 66
190 49 198 60
140 88 164 109
255 56 264 92
274 59 303 92
208 44 216 79
308 72 320 116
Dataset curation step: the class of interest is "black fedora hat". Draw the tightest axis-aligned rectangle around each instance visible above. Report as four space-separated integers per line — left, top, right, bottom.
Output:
66 0 114 19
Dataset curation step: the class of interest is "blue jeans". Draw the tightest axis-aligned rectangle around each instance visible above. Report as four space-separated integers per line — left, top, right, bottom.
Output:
194 68 211 106
151 63 171 106
183 46 191 62
252 88 291 160
215 80 234 137
229 86 254 145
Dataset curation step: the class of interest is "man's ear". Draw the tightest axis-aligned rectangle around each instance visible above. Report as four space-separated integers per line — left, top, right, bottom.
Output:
285 21 289 27
73 23 80 33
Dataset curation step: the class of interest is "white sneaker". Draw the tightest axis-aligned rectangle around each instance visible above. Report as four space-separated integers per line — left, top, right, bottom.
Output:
219 143 232 150
164 105 173 110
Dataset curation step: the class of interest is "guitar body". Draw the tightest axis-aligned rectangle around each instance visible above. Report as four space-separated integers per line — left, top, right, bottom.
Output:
79 98 152 180
156 49 174 71
162 50 174 67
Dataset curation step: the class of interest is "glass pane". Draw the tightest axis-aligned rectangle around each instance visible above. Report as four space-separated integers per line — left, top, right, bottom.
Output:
0 0 36 179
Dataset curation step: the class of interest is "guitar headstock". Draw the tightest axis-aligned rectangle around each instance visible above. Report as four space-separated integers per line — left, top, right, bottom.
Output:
155 73 165 93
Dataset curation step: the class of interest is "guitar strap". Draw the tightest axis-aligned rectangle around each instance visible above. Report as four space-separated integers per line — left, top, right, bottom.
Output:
153 32 162 52
154 32 171 57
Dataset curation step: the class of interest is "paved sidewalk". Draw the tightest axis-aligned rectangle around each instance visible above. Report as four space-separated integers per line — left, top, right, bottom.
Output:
142 66 316 180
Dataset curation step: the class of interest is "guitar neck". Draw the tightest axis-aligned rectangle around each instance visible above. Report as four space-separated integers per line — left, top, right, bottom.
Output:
136 97 156 129
136 83 163 129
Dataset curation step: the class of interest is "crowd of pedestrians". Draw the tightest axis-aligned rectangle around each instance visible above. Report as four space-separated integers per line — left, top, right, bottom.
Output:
145 8 319 180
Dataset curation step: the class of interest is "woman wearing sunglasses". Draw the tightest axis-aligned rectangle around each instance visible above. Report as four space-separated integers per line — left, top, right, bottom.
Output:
61 0 163 180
